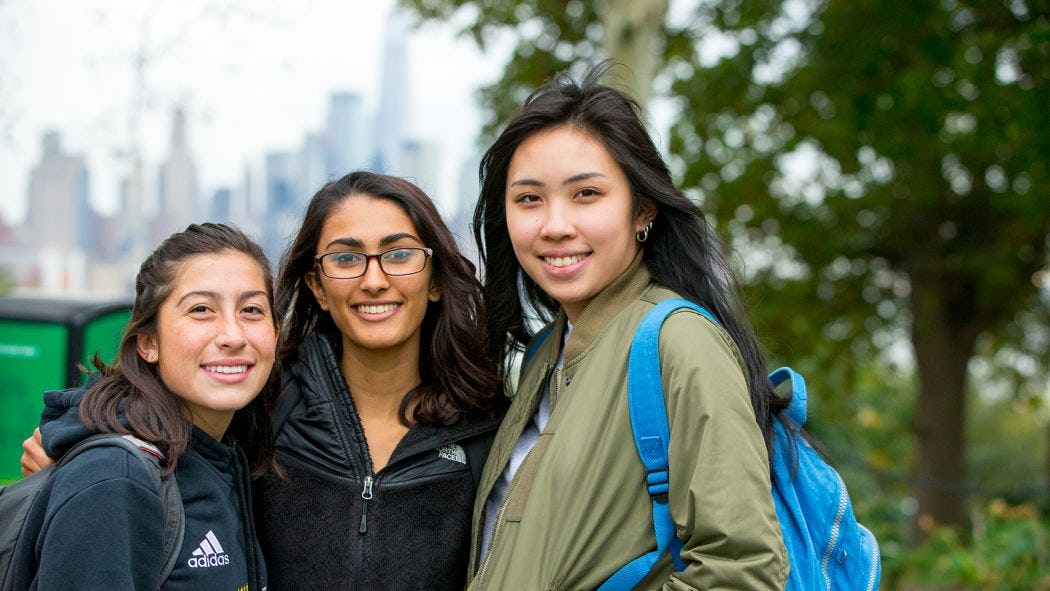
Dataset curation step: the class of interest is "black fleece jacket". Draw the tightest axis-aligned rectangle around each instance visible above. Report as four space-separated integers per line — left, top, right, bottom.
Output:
253 333 502 591
9 387 266 591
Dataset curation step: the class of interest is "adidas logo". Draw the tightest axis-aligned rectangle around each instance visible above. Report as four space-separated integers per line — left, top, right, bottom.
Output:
437 443 466 464
187 530 231 568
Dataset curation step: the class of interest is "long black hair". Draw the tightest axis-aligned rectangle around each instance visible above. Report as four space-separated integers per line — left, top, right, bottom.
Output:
475 62 789 450
275 171 501 425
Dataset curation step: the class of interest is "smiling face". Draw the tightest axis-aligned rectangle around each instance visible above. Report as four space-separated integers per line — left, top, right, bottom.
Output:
505 125 654 322
305 194 439 359
136 250 277 440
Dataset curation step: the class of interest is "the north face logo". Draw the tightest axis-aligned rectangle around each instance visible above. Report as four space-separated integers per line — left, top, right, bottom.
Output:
437 443 466 464
187 530 230 568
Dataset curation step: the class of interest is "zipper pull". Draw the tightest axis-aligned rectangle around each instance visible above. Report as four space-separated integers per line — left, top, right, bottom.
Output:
359 476 374 534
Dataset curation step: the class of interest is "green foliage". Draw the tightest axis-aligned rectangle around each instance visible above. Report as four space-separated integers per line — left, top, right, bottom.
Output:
896 500 1050 590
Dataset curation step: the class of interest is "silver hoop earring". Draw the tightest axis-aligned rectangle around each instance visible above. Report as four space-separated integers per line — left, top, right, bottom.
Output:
636 220 653 243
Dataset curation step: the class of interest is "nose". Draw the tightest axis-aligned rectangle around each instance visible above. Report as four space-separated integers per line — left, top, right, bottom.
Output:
539 199 576 241
215 313 247 350
358 254 390 294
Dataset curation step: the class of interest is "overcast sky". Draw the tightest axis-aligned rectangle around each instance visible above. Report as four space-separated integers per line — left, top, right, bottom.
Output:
0 0 507 223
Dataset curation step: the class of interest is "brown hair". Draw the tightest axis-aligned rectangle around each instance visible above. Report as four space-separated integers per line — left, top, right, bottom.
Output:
79 223 280 477
276 171 501 425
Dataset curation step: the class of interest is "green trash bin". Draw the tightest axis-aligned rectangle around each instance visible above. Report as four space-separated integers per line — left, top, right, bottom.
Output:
0 297 131 482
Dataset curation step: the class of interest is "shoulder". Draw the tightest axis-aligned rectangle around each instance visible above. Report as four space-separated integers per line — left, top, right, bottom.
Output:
53 441 160 492
45 443 163 518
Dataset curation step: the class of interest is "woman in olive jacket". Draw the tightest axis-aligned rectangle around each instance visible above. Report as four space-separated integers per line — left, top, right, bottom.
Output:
467 64 790 590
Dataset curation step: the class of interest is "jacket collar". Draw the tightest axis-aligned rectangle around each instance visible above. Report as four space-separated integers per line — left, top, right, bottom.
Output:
552 253 651 364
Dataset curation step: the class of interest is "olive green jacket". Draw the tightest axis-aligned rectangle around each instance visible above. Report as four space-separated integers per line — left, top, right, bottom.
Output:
467 258 788 590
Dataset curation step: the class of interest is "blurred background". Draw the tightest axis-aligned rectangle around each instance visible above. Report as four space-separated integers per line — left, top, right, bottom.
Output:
1 0 1048 588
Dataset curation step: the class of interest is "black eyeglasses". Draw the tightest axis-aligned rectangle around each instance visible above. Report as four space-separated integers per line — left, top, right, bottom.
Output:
314 247 433 279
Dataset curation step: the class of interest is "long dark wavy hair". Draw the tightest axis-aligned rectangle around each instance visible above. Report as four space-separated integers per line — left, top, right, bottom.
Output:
275 171 501 426
475 63 790 452
79 223 281 477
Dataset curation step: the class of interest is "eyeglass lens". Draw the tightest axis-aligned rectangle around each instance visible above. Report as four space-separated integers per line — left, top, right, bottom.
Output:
322 248 427 278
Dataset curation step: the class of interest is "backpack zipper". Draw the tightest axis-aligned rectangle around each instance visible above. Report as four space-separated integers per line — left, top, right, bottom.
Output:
864 525 881 591
821 475 849 591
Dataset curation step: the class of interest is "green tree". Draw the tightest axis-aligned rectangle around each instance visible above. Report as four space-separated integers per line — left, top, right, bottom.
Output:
403 0 1050 533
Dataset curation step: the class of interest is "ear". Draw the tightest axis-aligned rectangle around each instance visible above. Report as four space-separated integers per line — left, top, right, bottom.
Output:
304 270 330 311
428 277 441 303
136 333 159 364
633 200 659 233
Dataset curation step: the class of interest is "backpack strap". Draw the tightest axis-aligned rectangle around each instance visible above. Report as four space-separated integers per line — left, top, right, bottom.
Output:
521 325 554 372
598 298 718 590
58 434 184 589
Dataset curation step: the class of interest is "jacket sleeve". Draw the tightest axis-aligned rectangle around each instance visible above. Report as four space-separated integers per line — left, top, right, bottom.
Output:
35 448 166 591
658 311 788 591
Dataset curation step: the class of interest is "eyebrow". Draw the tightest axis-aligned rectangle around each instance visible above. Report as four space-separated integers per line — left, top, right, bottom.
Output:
323 232 422 251
175 290 269 307
509 172 606 188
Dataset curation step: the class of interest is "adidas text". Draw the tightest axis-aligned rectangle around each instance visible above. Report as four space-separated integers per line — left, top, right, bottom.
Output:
188 554 231 568
188 530 230 568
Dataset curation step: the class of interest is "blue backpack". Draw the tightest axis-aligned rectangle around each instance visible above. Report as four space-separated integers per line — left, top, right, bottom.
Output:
574 299 882 590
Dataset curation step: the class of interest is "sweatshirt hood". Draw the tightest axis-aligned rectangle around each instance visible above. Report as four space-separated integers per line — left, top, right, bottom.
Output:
40 384 94 459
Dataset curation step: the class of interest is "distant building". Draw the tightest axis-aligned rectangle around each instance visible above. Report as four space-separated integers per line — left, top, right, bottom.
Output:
400 139 441 201
327 92 367 177
262 151 302 262
372 8 411 173
25 131 91 252
153 108 199 244
211 187 232 221
22 131 92 293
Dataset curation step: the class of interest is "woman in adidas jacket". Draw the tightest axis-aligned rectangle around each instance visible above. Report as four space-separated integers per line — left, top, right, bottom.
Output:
10 223 276 591
466 65 790 590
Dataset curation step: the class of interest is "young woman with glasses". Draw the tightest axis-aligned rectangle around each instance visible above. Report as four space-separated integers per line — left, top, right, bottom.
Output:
253 171 503 590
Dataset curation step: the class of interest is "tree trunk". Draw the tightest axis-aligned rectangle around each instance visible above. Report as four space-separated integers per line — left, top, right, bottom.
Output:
596 0 667 108
909 277 980 539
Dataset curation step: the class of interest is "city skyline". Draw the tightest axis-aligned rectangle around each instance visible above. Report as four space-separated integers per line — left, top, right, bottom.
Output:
0 4 496 296
0 0 507 226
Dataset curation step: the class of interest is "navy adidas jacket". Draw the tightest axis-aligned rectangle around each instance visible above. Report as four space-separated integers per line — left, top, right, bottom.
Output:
8 386 266 591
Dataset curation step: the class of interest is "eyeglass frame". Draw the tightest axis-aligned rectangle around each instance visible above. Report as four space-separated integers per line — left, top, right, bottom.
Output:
313 246 434 279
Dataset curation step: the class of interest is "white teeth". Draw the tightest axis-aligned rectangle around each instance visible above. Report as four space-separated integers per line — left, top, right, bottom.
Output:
544 254 585 268
356 303 398 314
206 365 247 374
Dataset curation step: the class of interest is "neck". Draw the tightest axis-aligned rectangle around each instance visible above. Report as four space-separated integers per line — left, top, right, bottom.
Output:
340 336 423 421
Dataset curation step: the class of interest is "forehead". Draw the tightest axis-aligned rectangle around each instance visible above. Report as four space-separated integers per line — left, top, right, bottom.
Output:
508 126 620 178
318 195 420 248
168 251 270 297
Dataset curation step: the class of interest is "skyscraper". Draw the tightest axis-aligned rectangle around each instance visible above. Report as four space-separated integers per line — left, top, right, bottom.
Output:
327 92 367 177
23 131 91 292
25 131 91 252
372 8 411 173
153 108 199 244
